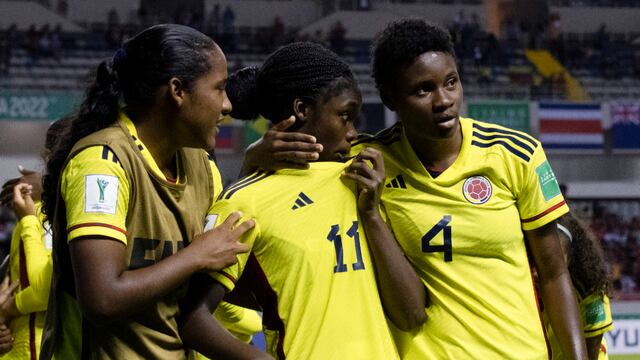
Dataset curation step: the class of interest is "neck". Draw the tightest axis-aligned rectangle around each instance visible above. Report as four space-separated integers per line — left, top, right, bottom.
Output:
126 107 179 178
406 125 463 173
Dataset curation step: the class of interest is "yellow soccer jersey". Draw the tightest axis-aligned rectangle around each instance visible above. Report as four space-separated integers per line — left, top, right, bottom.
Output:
209 162 399 360
62 112 223 245
1 203 52 360
353 118 568 359
547 293 613 360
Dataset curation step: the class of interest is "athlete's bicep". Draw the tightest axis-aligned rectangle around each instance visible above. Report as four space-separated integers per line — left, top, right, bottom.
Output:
68 235 129 321
62 146 130 244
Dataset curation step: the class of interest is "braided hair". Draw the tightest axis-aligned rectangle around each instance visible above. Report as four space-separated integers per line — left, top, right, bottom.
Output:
557 213 610 297
227 42 356 122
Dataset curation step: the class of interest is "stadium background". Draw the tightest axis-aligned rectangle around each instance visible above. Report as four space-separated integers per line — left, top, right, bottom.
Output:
0 0 639 357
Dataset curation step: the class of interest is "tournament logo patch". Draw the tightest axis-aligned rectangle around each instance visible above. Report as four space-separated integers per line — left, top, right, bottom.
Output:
462 176 492 204
536 161 561 201
85 174 118 214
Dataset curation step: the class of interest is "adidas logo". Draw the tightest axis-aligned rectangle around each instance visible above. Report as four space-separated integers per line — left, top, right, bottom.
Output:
292 192 314 210
385 175 407 189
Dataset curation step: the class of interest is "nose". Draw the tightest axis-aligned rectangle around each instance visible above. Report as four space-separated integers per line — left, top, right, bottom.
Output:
221 90 232 115
433 87 453 112
345 122 358 142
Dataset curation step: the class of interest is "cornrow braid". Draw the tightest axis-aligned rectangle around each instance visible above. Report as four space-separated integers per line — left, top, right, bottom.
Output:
228 42 355 122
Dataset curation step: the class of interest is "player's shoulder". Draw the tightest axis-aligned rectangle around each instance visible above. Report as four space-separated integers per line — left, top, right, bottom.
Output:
353 122 403 148
466 118 540 163
216 170 275 202
70 145 121 164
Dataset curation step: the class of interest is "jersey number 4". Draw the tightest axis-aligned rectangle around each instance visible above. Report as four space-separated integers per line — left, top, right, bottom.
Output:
422 215 452 262
327 221 365 273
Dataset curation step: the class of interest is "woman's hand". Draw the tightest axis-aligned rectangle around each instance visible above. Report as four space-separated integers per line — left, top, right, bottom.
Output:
12 183 37 220
0 166 42 207
0 276 20 325
241 116 323 175
189 212 253 272
341 147 385 217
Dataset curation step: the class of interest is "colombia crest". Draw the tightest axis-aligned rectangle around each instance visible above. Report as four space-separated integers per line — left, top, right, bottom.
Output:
462 176 492 204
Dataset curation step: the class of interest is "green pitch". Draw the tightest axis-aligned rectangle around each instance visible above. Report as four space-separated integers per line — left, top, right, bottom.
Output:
611 355 640 360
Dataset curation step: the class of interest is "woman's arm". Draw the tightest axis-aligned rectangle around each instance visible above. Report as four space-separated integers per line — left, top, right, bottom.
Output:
342 147 427 331
526 221 587 360
178 274 271 359
69 212 253 325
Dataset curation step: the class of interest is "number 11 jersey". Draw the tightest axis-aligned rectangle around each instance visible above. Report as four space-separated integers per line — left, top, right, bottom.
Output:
209 162 399 360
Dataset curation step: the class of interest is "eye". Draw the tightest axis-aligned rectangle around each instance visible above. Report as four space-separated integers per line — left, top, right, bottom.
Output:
445 77 458 89
415 82 435 96
339 113 350 122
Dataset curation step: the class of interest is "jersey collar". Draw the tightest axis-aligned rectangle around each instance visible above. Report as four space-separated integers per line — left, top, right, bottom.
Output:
118 110 183 183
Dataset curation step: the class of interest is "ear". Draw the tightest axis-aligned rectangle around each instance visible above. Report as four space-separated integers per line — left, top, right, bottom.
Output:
293 98 312 123
168 77 185 106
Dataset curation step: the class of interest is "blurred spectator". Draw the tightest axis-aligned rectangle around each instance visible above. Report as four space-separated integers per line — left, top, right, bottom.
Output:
328 21 346 55
107 8 120 28
222 5 236 34
0 25 16 76
221 5 236 51
56 0 68 17
50 24 63 61
207 4 221 37
270 16 286 50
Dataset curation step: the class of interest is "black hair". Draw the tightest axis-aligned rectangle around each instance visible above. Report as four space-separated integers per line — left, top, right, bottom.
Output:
558 213 610 297
43 116 72 161
227 42 357 122
371 18 456 95
42 24 218 221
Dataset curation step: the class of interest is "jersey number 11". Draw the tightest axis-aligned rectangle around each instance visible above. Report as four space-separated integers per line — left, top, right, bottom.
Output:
327 221 365 273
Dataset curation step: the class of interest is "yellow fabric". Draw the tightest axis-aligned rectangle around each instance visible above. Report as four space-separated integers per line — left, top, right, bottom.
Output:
547 293 613 360
62 112 221 246
44 112 218 359
209 162 399 360
1 203 51 359
352 118 568 359
61 145 129 245
214 302 262 343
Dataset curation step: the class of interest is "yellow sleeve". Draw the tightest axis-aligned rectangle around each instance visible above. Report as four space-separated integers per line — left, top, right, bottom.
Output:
14 206 52 314
517 144 569 230
581 293 614 338
214 301 262 343
62 146 130 244
205 198 259 291
208 160 224 213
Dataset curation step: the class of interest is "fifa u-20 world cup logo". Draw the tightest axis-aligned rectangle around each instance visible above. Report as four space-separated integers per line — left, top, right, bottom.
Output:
97 178 109 203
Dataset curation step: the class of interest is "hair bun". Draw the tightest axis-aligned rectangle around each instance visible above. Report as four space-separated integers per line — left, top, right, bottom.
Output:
227 66 260 120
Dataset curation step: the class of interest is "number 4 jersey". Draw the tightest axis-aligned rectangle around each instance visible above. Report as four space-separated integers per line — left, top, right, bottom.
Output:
353 117 569 359
209 162 399 360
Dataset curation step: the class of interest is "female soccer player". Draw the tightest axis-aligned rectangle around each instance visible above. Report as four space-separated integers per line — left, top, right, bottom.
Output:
207 41 425 359
352 19 587 358
0 119 68 359
548 213 613 360
39 24 270 359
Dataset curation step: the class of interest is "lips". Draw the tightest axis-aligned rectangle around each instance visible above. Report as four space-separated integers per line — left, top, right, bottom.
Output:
435 114 457 123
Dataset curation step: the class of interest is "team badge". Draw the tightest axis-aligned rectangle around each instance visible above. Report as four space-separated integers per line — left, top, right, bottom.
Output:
462 176 492 204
